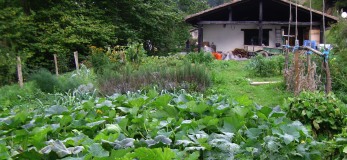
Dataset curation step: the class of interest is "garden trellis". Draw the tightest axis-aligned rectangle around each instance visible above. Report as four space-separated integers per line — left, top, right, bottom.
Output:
283 0 332 95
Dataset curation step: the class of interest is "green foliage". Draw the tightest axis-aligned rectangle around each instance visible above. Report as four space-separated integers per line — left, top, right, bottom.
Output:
327 21 347 103
185 52 214 64
286 91 347 138
30 66 92 93
0 49 17 86
0 89 324 159
30 69 60 93
0 0 195 86
247 55 285 77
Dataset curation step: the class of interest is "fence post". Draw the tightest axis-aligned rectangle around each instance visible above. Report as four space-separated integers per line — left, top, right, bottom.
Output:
294 50 300 96
17 56 24 88
54 54 59 76
74 51 79 70
324 60 332 94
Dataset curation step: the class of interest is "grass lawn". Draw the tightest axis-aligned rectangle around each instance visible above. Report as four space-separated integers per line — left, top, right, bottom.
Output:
209 60 292 107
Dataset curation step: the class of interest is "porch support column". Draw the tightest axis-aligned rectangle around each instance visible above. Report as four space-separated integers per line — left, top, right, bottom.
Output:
198 24 203 52
258 0 263 46
228 6 232 21
319 22 324 44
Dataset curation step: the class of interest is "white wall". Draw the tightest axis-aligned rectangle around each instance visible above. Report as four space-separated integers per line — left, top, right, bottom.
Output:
203 24 282 52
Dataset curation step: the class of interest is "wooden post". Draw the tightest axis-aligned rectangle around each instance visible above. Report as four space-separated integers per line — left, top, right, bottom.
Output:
285 40 289 70
294 51 300 95
307 54 311 81
74 51 79 70
324 59 332 94
17 56 23 88
53 54 59 76
258 0 263 46
198 24 203 52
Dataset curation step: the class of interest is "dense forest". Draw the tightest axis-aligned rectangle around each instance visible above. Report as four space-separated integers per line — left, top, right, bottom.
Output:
0 0 346 86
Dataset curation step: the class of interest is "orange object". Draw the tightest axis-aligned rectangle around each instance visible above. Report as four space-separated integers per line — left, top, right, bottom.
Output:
215 53 222 60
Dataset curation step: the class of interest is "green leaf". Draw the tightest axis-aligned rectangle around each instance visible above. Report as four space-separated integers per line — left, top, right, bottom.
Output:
89 143 109 158
45 105 69 116
86 120 106 128
282 133 295 145
0 142 10 160
186 151 200 160
152 94 172 108
259 106 272 118
105 124 121 134
131 147 175 160
312 120 320 130
223 115 245 133
343 146 347 153
128 98 145 108
245 128 262 139
110 148 132 159
188 101 208 114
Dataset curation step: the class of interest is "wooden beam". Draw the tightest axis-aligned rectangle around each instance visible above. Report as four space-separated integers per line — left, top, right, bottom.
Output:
197 21 321 26
250 81 281 85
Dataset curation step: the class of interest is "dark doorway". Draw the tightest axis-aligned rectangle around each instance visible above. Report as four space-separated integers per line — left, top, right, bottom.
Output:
242 29 271 46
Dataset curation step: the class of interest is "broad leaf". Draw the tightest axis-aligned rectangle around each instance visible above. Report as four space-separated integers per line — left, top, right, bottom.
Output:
45 105 69 116
89 143 109 158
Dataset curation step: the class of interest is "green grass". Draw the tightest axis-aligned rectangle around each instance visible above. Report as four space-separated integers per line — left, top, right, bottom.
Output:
208 60 292 107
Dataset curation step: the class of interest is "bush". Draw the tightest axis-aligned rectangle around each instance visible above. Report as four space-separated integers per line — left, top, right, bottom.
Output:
286 91 347 138
30 67 90 93
247 55 284 77
30 69 60 93
185 52 214 64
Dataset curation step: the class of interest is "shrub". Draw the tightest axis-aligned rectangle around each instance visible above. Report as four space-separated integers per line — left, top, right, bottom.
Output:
30 67 90 93
247 55 284 77
30 69 60 93
185 52 214 64
286 91 347 138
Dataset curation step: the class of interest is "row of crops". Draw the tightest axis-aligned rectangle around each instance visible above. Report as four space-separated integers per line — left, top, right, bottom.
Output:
0 89 323 159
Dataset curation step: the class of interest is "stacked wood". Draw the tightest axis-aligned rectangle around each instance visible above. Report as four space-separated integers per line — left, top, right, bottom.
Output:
232 48 249 58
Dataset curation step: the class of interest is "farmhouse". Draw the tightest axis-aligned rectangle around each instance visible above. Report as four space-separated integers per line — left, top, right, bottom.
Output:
185 0 338 53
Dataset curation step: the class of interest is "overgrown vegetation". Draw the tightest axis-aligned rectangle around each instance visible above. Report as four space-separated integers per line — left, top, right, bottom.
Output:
327 20 347 103
247 55 285 77
286 91 347 138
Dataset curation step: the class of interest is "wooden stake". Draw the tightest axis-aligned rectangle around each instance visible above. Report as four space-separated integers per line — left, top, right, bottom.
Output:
17 56 23 88
74 51 79 70
54 54 59 76
285 40 289 70
324 60 332 94
294 51 300 96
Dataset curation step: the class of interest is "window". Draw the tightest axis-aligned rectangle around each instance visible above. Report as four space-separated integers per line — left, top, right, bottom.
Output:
242 29 271 46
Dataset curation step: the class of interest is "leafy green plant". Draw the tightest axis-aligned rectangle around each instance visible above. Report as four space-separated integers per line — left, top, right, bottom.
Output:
247 55 285 77
0 88 325 159
286 91 347 138
30 68 60 93
185 52 214 64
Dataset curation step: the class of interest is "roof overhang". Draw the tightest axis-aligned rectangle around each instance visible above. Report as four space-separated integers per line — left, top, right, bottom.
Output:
185 0 338 26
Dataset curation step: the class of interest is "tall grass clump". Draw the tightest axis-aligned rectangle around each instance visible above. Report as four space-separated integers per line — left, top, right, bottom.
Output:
97 63 211 95
247 55 285 77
